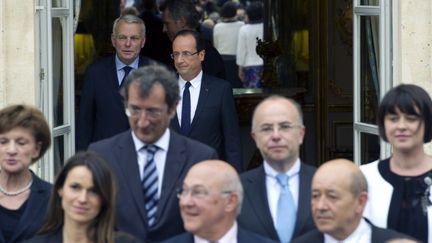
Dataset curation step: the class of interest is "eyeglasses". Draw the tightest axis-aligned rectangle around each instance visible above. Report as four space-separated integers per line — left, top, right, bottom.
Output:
115 35 143 43
176 187 232 200
125 106 163 120
256 123 303 136
170 51 200 59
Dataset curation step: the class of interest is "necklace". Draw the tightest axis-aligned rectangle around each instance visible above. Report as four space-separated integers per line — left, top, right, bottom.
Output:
0 179 33 196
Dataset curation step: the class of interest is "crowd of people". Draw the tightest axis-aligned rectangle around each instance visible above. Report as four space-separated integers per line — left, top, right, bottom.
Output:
1 0 432 242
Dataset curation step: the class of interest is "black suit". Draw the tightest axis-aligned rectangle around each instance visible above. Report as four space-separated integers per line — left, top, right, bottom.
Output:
89 130 218 242
292 220 413 243
0 174 52 243
162 226 278 243
76 55 155 150
238 163 316 242
170 73 242 171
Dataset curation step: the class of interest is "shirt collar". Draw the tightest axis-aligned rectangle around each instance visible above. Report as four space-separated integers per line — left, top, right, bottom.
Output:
324 218 371 243
194 222 237 243
115 55 140 71
264 158 301 179
179 70 203 88
131 128 170 152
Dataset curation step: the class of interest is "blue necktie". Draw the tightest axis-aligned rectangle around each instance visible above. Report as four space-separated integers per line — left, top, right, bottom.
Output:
181 82 191 135
121 66 133 86
276 173 296 243
142 145 159 226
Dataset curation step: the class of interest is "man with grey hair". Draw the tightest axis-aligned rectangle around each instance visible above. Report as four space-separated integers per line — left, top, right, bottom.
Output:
238 95 316 242
77 14 155 150
163 160 276 243
90 64 218 242
292 159 413 243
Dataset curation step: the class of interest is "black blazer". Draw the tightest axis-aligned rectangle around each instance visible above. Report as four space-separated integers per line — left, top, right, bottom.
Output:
170 73 242 171
0 174 52 243
238 163 316 242
24 229 143 243
89 130 218 242
76 55 155 151
162 226 278 243
291 220 414 243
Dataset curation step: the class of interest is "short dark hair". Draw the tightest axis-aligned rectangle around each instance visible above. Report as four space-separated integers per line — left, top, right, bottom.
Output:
173 29 206 52
246 1 263 23
39 151 117 243
378 84 432 143
220 1 238 19
161 0 201 29
0 104 51 163
121 64 180 109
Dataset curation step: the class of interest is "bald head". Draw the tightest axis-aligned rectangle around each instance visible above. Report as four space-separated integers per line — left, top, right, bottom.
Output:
311 159 369 240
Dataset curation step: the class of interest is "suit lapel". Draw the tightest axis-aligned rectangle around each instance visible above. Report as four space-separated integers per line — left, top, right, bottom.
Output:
247 166 279 238
294 163 312 236
170 113 181 133
114 133 148 222
155 132 189 224
190 74 210 131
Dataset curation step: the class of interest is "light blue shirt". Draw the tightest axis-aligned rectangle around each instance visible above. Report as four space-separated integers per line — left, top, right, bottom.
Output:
115 55 140 85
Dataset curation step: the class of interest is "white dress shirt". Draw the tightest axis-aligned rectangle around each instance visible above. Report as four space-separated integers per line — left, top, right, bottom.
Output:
115 55 139 85
264 159 301 227
176 71 203 124
323 218 371 243
131 128 170 198
194 222 238 243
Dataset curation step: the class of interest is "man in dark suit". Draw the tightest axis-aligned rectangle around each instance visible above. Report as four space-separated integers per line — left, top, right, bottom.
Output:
76 14 155 151
160 0 226 80
162 160 277 243
169 30 242 171
292 159 414 243
238 95 316 242
89 65 218 242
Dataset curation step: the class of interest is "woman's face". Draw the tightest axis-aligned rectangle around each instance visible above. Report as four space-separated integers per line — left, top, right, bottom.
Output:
0 127 41 174
384 107 425 152
58 166 102 227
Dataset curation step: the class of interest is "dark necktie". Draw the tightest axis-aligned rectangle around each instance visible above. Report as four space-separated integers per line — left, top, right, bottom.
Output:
121 66 133 86
181 82 191 135
142 144 159 226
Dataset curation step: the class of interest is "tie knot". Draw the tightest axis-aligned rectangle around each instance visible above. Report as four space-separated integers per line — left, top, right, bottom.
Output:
184 82 191 89
123 65 133 73
145 144 158 154
276 174 289 188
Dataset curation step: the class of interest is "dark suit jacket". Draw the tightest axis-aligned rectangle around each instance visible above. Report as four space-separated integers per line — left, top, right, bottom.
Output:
291 220 413 243
76 55 155 151
170 73 242 171
0 174 52 243
162 226 278 243
89 130 218 243
238 163 316 242
24 229 143 243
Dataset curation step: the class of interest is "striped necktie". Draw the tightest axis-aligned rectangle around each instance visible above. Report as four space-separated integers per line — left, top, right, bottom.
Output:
142 144 159 226
121 66 133 86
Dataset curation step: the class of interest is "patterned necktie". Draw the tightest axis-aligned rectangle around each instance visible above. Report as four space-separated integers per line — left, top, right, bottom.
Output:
275 173 296 243
142 144 159 226
121 66 133 86
181 82 191 135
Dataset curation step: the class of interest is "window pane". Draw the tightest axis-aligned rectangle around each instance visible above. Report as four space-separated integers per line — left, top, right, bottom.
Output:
53 135 65 175
52 0 64 8
360 132 380 165
52 17 65 127
360 0 379 6
360 15 380 124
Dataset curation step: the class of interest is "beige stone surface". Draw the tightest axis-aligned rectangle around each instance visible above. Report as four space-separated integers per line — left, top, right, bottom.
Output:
1 0 36 106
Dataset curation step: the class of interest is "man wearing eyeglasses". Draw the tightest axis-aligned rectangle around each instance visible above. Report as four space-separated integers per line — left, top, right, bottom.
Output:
163 160 277 243
77 14 156 151
89 64 218 242
169 29 242 172
237 95 316 242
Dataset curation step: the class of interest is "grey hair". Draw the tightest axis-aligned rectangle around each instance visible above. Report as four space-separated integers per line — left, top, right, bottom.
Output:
120 64 180 109
112 14 146 38
221 172 244 216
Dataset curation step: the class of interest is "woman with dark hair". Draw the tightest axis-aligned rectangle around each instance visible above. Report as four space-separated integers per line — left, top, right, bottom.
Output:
0 104 52 243
236 1 264 88
361 84 432 243
25 152 141 243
